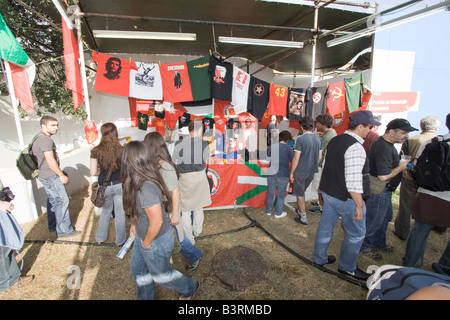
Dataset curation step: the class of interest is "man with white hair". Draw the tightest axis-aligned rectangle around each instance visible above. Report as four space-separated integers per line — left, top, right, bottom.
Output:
394 115 440 241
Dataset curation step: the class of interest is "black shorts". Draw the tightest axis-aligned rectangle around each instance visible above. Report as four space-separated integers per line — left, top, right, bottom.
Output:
292 172 315 197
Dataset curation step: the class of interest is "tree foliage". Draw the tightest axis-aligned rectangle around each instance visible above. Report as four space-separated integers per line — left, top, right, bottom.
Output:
0 0 86 119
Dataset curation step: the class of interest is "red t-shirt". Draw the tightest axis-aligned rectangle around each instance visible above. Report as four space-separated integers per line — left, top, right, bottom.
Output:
268 83 288 117
160 62 193 103
92 52 137 97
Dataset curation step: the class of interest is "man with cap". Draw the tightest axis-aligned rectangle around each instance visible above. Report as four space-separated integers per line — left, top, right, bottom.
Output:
361 118 418 259
313 110 380 280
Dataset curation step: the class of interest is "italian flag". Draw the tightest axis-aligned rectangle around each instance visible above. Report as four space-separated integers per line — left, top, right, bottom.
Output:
0 12 35 113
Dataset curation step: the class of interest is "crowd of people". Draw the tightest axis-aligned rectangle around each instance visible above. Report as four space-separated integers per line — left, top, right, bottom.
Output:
1 112 449 299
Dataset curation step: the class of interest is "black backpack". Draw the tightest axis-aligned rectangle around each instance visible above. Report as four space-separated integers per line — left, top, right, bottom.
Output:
411 136 450 191
16 133 45 180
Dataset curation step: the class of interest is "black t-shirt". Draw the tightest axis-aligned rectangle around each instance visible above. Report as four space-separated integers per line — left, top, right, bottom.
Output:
209 56 233 102
368 136 400 177
172 137 210 174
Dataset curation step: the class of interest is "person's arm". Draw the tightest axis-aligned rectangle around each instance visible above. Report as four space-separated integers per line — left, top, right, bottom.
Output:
90 158 99 176
290 151 301 181
349 192 364 221
378 161 408 182
0 200 14 213
141 203 164 248
43 150 68 184
170 187 180 226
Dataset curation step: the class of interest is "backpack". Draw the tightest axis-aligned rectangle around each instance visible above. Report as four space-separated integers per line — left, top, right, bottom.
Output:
411 136 450 191
16 133 46 180
367 265 450 300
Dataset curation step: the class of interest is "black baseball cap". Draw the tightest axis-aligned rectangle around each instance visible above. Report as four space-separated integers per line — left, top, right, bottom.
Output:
386 118 418 132
349 110 382 126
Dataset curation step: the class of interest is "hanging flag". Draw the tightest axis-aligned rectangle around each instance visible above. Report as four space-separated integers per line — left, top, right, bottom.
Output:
326 81 346 117
236 161 269 208
92 51 137 97
0 12 35 113
62 17 84 110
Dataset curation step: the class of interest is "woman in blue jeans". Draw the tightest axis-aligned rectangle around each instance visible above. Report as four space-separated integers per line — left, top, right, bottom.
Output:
121 141 198 300
144 132 203 271
90 123 126 246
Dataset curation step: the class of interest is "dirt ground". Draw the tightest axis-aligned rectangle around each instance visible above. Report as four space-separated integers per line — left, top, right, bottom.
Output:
0 187 448 300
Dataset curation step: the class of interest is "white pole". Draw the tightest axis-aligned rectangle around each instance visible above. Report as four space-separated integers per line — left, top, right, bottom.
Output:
2 60 38 222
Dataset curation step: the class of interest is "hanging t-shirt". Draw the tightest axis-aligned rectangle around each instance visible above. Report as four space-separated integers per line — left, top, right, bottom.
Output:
286 88 306 120
247 76 270 120
160 62 193 103
164 103 183 129
187 55 211 101
268 83 288 117
326 81 346 117
345 73 365 113
129 61 163 100
209 55 233 102
178 112 191 129
231 66 250 114
92 51 137 97
137 111 149 131
306 86 329 120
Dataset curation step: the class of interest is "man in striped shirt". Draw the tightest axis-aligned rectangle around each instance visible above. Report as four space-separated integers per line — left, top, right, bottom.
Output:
313 110 381 280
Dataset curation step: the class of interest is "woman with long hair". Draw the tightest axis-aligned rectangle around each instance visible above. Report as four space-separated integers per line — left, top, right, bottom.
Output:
121 141 198 300
90 122 126 246
144 132 203 271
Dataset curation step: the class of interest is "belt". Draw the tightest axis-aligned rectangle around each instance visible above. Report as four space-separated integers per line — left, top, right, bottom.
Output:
106 180 121 186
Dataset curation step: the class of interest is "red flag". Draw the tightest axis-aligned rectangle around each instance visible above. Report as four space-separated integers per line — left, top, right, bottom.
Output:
62 18 84 110
8 62 34 113
326 82 346 117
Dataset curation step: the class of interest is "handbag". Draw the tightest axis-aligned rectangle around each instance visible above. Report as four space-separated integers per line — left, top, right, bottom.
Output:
369 175 387 195
91 170 112 207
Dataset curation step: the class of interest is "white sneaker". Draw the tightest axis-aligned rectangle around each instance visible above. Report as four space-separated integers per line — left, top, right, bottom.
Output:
275 212 287 219
266 212 272 216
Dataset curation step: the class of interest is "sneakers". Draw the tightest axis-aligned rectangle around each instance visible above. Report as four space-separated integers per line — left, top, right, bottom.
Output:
294 209 308 225
432 263 450 276
338 267 370 280
308 207 322 215
57 230 81 239
186 257 202 271
266 212 272 216
275 212 287 219
314 255 336 268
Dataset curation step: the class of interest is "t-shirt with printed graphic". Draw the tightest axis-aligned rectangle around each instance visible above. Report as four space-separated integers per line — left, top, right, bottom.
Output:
129 61 163 100
178 112 191 129
209 56 233 102
92 51 137 97
187 55 211 101
345 73 365 113
305 86 329 120
137 112 149 131
268 83 288 117
247 76 270 120
160 62 193 103
286 88 306 120
231 66 250 114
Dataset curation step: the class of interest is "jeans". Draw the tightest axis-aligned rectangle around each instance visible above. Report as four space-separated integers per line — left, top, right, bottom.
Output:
402 220 435 267
361 189 393 252
313 192 366 272
172 225 203 263
266 176 289 216
130 230 197 300
39 175 74 237
95 183 126 246
0 247 20 292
